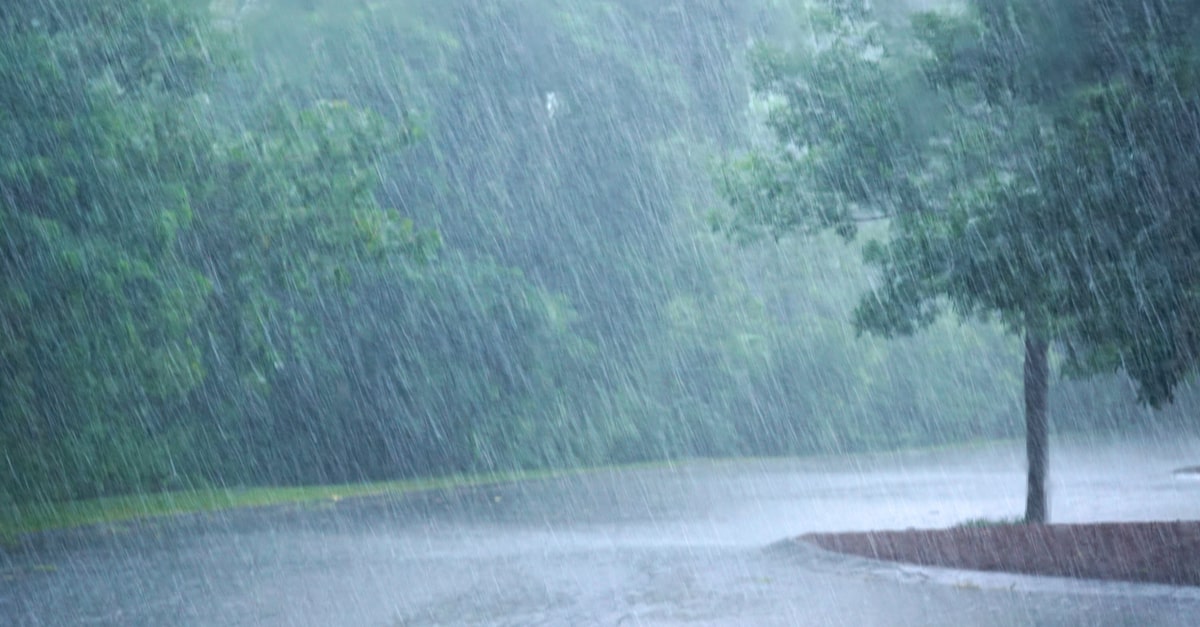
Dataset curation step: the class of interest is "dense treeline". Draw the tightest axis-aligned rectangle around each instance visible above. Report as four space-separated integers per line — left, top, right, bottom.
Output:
1 0 1193 505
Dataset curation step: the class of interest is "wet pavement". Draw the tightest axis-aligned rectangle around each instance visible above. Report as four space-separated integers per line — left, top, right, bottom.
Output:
4 436 1200 625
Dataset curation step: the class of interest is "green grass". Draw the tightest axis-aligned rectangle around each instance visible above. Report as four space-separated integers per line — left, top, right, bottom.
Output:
0 469 569 545
0 440 1035 545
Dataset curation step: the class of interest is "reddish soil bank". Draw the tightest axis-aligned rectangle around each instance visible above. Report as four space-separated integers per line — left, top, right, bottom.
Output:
803 521 1200 587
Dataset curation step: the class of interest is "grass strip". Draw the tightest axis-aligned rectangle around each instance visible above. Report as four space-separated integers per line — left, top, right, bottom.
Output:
0 469 566 545
1 441 1025 546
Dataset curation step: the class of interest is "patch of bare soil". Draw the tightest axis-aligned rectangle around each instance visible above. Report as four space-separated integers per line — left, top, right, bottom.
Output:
802 521 1200 587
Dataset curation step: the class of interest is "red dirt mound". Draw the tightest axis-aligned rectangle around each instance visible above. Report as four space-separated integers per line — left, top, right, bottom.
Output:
803 521 1200 587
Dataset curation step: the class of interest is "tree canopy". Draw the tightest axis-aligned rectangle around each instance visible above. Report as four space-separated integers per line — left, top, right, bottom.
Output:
721 0 1200 521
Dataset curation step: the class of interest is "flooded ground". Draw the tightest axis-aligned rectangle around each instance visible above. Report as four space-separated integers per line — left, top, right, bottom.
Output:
4 435 1200 625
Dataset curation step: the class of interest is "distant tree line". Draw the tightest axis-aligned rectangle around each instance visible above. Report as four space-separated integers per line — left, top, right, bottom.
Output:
2 0 1192 506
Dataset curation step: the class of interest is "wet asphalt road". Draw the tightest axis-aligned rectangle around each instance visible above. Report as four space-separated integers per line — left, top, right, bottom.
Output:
4 436 1200 626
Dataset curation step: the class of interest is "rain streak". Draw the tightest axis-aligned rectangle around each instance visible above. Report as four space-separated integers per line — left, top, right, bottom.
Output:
2 1 1199 624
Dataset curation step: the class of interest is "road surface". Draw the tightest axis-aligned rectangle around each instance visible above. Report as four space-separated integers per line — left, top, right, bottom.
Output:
4 436 1200 625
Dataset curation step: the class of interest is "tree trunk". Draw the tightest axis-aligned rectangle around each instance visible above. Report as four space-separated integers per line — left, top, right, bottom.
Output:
1023 333 1050 524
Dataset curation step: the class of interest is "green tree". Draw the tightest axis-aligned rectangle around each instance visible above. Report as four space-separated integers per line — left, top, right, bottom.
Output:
722 0 1200 522
0 0 221 501
0 0 441 500
176 95 438 484
231 0 785 468
905 0 1200 521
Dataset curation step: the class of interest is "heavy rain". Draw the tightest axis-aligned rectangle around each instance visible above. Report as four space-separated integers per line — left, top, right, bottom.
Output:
2 0 1199 624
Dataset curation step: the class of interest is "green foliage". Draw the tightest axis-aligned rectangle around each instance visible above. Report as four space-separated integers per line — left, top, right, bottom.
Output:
10 0 1184 514
724 0 1200 404
0 467 578 543
0 0 220 502
720 9 933 243
1039 3 1200 406
0 0 440 502
718 0 1200 524
907 0 1200 406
